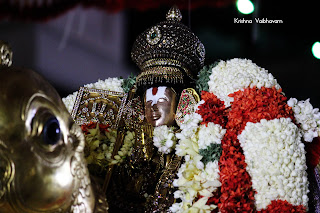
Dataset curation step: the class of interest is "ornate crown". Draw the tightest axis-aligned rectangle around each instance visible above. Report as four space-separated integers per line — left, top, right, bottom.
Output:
131 6 205 88
0 41 13 67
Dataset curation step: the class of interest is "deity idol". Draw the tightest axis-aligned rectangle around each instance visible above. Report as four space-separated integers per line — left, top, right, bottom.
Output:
106 6 205 212
0 42 108 213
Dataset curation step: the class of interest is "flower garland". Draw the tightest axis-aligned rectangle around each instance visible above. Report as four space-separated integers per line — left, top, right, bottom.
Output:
170 110 224 212
208 58 281 107
288 98 320 142
81 121 135 174
197 91 227 127
238 118 309 210
153 125 177 154
171 58 314 212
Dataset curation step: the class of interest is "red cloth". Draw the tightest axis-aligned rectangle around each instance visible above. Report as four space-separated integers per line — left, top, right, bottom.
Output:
0 0 235 21
305 137 320 169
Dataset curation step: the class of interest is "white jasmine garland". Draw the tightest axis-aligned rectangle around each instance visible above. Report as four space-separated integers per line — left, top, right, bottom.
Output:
208 58 281 107
153 125 177 154
288 98 320 142
176 112 202 141
171 155 220 213
198 122 226 150
62 77 124 113
109 131 135 165
238 118 309 210
171 112 221 212
85 127 135 167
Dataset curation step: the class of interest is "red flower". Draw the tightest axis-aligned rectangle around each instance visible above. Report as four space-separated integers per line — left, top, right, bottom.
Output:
257 200 306 213
81 121 97 135
81 121 110 135
227 87 295 134
98 123 110 133
196 91 228 127
218 129 255 213
207 188 221 213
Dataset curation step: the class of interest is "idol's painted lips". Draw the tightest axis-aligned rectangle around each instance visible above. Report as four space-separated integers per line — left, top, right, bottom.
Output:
151 113 160 120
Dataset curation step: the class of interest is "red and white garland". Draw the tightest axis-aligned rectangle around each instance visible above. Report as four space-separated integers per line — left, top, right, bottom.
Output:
238 118 308 210
171 58 320 212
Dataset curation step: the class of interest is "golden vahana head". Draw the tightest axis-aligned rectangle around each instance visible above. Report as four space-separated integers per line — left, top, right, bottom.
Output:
0 66 98 212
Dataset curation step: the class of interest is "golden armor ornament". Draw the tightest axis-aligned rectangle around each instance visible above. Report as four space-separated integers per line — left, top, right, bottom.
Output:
0 64 108 212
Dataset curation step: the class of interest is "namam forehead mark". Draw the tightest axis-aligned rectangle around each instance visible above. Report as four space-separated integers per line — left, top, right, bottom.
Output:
145 86 168 106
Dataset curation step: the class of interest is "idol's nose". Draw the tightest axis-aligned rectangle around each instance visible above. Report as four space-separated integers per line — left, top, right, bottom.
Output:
151 103 159 112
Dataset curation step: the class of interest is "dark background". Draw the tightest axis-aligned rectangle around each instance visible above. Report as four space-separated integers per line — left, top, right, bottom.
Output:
1 0 320 106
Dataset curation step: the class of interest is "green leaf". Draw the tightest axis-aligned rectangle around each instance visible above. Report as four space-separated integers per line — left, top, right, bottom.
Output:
199 143 222 165
196 61 220 94
122 73 137 93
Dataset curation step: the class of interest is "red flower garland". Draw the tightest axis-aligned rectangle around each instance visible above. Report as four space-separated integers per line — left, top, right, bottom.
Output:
227 86 295 134
218 129 255 213
197 91 227 127
196 87 306 212
257 200 306 213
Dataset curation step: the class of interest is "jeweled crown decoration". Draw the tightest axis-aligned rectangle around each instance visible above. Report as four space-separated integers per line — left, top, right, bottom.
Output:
131 6 205 88
0 41 13 67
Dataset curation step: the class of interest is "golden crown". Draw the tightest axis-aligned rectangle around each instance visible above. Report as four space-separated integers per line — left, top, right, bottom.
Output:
131 6 205 88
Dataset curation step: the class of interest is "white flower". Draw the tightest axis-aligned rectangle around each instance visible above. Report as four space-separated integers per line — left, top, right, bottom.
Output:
198 122 226 150
62 91 78 113
62 77 124 114
153 125 177 154
171 156 220 212
171 113 220 212
109 131 135 165
238 118 309 210
194 100 205 111
208 58 281 107
89 77 124 93
288 98 320 142
175 138 199 158
188 197 217 213
177 113 202 141
169 202 183 213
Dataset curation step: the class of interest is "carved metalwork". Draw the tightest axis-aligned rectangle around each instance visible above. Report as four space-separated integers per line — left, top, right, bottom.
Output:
122 96 144 131
71 87 127 129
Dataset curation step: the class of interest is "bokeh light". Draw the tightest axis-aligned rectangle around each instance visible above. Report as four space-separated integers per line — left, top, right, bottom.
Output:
237 0 255 15
312 42 320 59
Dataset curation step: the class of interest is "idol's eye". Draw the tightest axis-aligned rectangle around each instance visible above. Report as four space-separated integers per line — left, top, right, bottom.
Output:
158 98 168 103
42 117 61 145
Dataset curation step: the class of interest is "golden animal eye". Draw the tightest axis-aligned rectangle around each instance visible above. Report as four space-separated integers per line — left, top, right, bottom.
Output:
42 117 61 145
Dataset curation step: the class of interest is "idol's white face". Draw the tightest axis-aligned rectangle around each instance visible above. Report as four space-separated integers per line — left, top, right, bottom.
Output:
144 86 177 127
